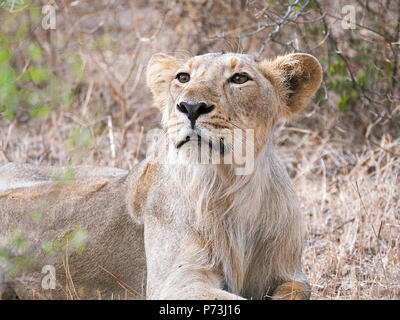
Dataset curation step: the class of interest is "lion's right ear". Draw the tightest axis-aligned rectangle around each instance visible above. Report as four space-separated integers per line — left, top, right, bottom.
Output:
146 53 180 109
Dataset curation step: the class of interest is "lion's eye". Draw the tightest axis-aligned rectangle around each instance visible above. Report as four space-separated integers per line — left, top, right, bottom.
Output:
230 73 251 84
176 72 190 83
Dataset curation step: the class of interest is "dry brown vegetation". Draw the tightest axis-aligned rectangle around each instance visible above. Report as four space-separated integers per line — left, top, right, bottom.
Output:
0 0 399 299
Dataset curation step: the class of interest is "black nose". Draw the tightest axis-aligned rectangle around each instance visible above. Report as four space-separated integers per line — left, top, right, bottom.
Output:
177 102 215 129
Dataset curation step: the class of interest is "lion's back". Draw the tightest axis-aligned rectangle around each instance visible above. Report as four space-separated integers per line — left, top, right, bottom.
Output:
0 163 146 300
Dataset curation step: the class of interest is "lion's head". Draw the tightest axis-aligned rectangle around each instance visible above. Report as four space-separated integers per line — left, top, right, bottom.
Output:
146 52 322 171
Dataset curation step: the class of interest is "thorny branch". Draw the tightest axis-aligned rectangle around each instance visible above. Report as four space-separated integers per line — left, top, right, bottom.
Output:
256 0 310 58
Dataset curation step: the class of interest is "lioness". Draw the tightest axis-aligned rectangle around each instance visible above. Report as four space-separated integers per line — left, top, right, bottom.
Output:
0 51 322 300
0 164 146 299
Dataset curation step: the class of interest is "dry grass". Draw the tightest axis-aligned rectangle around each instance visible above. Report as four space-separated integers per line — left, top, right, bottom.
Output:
0 0 399 300
275 121 400 299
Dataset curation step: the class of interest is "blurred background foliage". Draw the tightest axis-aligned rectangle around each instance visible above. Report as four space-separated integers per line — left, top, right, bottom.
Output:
0 1 78 121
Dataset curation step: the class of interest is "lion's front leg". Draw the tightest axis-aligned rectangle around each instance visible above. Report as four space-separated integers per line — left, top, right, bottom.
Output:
143 215 244 300
271 281 310 300
157 277 245 300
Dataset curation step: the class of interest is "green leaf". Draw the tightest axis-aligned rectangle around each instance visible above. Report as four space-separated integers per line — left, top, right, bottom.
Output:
0 48 10 64
28 43 43 62
339 94 350 111
358 73 366 88
28 66 48 84
69 227 88 253
0 250 10 265
337 61 346 76
30 105 51 118
4 105 14 120
42 240 57 256
307 1 317 9
0 64 18 120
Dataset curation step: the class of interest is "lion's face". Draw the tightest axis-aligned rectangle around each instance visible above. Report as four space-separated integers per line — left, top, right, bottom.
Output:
147 52 322 164
165 53 279 155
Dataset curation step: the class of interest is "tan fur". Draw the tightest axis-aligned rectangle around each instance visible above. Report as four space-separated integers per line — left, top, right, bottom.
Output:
272 281 310 300
1 51 321 300
258 53 322 117
131 162 160 217
230 57 238 69
0 163 146 300
129 51 322 299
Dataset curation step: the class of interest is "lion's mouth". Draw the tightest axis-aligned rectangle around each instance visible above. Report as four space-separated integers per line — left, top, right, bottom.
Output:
176 135 193 149
176 135 226 155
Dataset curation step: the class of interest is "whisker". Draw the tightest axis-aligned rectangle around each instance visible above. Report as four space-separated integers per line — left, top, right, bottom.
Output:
199 122 231 130
165 127 181 136
224 119 242 130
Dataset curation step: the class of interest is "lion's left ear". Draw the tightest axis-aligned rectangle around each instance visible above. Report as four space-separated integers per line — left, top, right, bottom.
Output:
258 53 322 117
146 53 180 109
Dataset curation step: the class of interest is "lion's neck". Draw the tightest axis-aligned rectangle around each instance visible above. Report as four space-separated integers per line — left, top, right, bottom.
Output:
165 139 276 225
162 139 301 297
169 140 299 296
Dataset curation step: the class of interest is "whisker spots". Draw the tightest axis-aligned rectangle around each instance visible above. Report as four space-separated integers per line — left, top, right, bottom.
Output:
200 122 231 130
